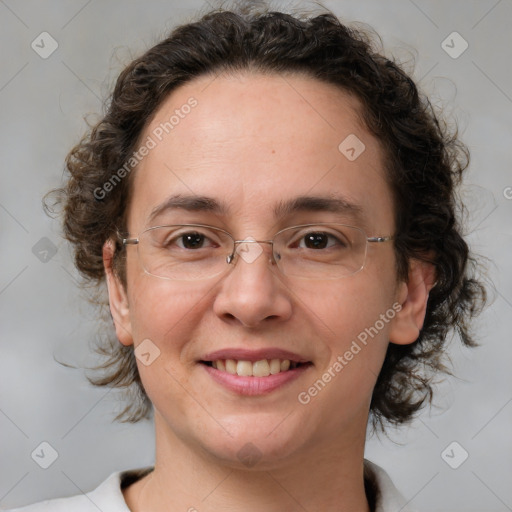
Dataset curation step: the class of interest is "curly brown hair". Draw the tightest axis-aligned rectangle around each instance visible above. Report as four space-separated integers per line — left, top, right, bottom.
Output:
49 5 486 429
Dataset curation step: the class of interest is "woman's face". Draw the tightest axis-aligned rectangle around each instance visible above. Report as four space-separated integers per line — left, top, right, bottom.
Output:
107 72 413 468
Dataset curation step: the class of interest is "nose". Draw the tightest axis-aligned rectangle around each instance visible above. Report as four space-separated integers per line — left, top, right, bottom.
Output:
213 240 293 328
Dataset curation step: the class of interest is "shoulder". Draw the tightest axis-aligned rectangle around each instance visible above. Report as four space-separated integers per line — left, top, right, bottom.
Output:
4 463 415 512
364 459 418 512
2 467 154 512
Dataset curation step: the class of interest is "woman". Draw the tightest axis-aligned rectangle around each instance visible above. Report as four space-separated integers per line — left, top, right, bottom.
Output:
7 4 485 511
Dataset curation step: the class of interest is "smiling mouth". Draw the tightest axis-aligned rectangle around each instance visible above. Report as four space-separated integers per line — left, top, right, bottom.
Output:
200 359 311 377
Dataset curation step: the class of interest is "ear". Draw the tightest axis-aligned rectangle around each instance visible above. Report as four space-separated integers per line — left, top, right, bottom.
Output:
103 239 133 346
389 258 436 345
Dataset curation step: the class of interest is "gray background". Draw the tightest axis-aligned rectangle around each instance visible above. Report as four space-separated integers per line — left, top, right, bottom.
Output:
1 0 511 510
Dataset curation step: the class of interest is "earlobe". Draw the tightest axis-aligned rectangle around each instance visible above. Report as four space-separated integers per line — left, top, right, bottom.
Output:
389 259 436 346
103 239 133 346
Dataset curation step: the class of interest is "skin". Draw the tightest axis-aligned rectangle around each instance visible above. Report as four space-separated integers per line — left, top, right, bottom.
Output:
103 71 435 512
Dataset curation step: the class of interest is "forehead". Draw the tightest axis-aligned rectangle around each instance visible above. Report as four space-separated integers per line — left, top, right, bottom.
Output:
128 72 394 234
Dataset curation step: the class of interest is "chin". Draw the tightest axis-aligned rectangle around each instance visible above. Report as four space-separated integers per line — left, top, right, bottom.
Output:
189 414 314 470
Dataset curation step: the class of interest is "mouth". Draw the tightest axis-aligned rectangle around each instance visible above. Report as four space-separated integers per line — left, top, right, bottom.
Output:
199 349 313 395
200 358 311 377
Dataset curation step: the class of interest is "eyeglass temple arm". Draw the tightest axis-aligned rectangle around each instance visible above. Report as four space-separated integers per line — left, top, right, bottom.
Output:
122 238 139 245
367 236 393 243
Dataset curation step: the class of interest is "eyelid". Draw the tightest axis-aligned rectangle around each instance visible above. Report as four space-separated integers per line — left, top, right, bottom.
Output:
145 222 366 242
286 226 350 245
153 225 231 248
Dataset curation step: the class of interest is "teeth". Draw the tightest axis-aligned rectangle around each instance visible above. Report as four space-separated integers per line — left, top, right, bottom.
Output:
210 358 299 377
225 359 237 374
269 359 281 374
253 359 270 377
236 360 253 377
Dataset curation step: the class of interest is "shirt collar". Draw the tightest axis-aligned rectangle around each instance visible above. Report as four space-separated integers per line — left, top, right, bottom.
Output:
88 460 416 512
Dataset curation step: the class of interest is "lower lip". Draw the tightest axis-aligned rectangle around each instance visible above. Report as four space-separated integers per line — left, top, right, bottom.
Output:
202 364 310 395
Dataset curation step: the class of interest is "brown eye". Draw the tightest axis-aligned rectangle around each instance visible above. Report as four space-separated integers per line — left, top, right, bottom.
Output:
178 232 207 249
298 232 346 250
303 233 329 249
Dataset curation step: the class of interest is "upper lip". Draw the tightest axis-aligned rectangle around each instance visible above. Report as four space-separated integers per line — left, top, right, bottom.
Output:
201 348 310 363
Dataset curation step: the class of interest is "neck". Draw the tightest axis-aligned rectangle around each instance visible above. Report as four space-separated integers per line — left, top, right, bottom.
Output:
124 412 371 512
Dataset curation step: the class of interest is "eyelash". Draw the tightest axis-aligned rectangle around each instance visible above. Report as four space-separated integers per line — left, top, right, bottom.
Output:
169 230 346 250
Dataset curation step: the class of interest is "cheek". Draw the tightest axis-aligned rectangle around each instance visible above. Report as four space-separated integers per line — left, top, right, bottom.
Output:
296 260 397 335
125 275 216 421
127 272 211 346
292 284 394 431
124 246 215 388
292 260 399 398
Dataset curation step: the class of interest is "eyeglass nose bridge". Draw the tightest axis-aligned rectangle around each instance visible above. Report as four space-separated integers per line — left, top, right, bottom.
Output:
226 238 276 265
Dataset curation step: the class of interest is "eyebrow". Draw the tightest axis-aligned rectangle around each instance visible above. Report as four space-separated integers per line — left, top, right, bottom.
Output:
273 195 364 220
148 193 365 224
148 194 229 223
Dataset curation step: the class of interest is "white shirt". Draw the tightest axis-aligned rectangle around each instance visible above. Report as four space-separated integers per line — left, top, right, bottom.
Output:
3 460 417 512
